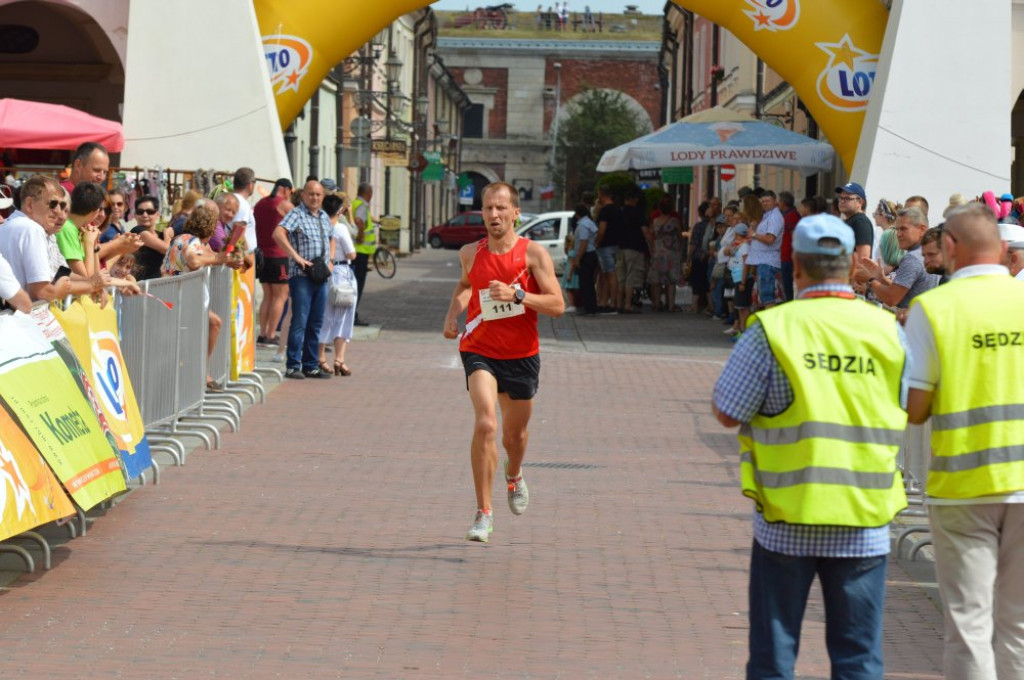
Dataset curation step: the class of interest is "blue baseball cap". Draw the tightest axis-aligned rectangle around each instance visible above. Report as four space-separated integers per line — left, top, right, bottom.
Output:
793 214 855 256
734 224 749 235
834 182 866 201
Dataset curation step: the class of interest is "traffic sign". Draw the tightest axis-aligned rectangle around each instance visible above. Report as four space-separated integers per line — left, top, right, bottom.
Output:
721 164 736 182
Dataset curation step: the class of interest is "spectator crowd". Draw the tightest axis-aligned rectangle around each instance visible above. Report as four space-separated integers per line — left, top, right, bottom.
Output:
0 141 373 386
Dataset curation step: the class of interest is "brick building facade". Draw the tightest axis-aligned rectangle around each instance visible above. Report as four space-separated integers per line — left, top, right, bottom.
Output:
437 38 660 212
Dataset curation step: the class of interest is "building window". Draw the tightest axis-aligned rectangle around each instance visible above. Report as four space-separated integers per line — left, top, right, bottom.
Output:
463 103 485 139
0 25 39 54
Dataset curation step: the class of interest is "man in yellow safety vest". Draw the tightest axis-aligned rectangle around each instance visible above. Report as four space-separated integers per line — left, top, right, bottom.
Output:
906 202 1024 680
350 182 375 327
713 213 911 679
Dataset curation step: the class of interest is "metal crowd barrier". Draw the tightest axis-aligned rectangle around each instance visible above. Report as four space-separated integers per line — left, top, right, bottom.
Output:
207 265 268 407
895 421 934 559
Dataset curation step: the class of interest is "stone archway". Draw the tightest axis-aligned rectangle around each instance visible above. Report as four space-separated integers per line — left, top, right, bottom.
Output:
558 88 655 135
460 166 499 211
0 0 125 164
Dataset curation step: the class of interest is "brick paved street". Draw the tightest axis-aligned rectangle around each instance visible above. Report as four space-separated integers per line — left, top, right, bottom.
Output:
0 249 944 678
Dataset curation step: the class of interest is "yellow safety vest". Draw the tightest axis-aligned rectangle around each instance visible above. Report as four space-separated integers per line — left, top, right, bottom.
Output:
911 274 1024 499
738 297 908 526
352 197 376 255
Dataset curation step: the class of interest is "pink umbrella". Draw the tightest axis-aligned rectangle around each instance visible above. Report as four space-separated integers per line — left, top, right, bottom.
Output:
0 98 124 152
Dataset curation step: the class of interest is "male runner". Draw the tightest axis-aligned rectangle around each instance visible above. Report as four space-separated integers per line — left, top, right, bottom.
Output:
443 181 564 542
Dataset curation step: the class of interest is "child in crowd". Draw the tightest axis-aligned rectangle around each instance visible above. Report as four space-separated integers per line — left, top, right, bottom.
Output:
726 221 751 338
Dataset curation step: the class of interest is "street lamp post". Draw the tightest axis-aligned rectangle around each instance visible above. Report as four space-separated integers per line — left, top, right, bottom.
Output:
383 48 403 218
551 62 562 207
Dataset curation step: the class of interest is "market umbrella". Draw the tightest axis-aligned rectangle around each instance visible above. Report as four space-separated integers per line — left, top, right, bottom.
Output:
597 106 833 175
0 98 124 152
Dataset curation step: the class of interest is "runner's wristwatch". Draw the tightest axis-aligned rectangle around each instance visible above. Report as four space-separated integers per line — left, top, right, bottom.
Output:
513 288 526 305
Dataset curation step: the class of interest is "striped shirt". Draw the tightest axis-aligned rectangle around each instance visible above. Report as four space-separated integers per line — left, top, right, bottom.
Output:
713 283 910 557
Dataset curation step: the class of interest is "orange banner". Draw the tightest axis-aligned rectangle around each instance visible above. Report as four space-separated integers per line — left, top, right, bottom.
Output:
0 406 76 542
231 266 256 380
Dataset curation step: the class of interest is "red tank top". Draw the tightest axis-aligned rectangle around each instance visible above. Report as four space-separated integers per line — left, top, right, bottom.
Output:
459 237 540 359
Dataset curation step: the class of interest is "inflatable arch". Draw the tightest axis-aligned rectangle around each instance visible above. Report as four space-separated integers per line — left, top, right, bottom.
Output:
255 0 887 173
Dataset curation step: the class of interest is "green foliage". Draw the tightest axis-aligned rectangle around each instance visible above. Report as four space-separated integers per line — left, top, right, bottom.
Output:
553 87 650 208
594 172 637 203
644 187 667 220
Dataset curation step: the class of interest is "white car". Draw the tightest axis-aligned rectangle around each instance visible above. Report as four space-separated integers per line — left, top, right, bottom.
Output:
516 210 575 274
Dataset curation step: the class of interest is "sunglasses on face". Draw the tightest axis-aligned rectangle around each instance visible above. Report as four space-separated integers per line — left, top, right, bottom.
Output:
137 208 158 216
102 206 113 214
47 199 69 210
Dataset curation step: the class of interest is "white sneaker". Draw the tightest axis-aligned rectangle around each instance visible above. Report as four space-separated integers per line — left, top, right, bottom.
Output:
466 510 493 542
271 352 284 363
505 460 529 515
565 305 577 313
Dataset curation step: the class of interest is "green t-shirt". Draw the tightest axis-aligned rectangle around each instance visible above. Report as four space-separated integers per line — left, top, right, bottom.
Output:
55 220 86 262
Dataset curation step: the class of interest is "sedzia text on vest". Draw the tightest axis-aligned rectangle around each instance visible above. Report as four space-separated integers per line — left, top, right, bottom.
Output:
802 352 877 375
971 332 1023 350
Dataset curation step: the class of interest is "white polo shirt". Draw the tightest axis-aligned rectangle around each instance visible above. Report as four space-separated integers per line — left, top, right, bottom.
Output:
0 210 52 288
0 251 22 301
232 192 256 250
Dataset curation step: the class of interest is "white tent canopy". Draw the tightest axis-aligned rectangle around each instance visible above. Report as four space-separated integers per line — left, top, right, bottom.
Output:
597 107 834 175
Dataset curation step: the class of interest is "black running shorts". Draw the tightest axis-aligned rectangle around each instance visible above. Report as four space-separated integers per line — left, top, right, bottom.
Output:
258 256 290 284
460 352 541 400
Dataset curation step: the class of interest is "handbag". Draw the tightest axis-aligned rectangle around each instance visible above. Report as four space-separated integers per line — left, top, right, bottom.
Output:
329 277 357 307
307 256 331 284
305 226 332 284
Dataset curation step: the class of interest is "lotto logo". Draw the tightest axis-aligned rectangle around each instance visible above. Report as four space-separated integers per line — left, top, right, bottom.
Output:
815 34 879 112
744 0 800 32
263 34 312 96
90 331 128 422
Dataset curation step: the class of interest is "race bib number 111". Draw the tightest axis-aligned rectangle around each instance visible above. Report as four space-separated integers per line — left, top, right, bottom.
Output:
479 285 525 321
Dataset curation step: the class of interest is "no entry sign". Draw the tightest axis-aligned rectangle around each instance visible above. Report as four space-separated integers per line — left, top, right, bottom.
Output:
721 164 736 182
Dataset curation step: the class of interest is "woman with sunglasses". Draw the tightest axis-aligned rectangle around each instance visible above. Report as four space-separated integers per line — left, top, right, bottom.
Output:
130 194 172 280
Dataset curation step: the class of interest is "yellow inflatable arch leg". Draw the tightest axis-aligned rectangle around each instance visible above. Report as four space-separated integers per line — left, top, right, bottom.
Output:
650 0 887 173
255 0 436 131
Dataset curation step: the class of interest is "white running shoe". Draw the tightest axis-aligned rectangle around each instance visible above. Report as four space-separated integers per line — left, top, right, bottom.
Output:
505 460 529 515
466 510 493 542
271 352 284 363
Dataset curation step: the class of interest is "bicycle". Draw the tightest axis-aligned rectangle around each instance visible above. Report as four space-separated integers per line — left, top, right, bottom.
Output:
373 246 396 279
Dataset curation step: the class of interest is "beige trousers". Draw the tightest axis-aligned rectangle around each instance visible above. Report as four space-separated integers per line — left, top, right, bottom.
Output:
929 503 1024 680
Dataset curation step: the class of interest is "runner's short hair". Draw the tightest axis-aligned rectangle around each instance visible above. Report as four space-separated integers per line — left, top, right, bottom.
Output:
481 181 520 209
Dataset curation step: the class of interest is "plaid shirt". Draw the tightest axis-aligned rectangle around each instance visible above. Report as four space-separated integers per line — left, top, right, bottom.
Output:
279 202 330 278
713 283 910 557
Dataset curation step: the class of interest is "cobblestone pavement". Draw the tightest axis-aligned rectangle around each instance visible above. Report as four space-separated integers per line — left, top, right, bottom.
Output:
0 248 944 678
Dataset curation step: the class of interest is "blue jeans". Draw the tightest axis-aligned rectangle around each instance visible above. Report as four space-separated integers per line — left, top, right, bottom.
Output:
712 272 727 317
756 264 780 306
780 261 794 302
286 274 327 371
747 540 887 680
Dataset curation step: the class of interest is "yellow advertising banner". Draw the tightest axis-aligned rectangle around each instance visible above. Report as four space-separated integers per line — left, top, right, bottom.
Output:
0 405 76 542
255 0 429 129
231 266 256 380
669 0 889 172
49 298 153 481
0 314 126 510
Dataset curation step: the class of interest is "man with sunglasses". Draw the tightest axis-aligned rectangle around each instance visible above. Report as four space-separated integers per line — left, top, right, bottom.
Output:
0 175 107 301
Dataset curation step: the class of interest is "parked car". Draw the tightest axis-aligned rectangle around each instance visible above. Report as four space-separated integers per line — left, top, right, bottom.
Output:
516 210 575 274
427 211 486 248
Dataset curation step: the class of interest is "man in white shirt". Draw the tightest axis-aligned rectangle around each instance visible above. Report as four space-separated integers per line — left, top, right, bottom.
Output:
231 166 257 250
998 223 1024 281
0 252 31 312
905 203 1024 679
0 175 106 301
746 190 784 308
